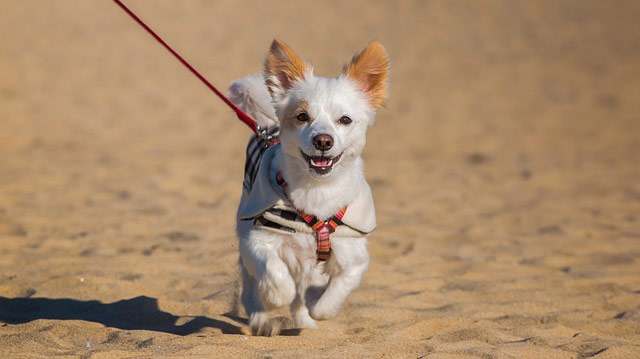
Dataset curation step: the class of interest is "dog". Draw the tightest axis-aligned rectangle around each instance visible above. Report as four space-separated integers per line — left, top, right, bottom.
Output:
229 39 389 336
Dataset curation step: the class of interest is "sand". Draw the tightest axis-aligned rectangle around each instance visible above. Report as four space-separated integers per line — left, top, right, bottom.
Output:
1 1 639 358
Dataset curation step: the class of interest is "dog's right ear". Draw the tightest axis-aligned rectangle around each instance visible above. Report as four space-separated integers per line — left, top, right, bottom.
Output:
264 39 310 101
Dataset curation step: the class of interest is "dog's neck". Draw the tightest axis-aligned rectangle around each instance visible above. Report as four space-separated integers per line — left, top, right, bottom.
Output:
275 151 365 220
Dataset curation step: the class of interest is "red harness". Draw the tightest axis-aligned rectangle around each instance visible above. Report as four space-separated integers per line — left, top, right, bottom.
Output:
276 172 347 261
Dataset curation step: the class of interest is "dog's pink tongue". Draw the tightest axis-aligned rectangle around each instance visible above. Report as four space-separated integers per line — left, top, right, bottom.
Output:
312 158 331 167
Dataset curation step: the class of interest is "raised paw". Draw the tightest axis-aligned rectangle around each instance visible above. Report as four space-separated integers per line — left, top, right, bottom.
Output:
309 298 340 321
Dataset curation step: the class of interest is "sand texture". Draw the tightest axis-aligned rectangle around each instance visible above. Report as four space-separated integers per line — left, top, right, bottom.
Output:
1 1 640 358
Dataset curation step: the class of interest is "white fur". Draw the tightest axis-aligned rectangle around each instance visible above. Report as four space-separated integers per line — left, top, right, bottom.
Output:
229 74 278 129
231 60 380 335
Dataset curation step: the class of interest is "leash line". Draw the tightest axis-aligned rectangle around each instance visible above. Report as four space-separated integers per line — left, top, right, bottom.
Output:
112 0 258 133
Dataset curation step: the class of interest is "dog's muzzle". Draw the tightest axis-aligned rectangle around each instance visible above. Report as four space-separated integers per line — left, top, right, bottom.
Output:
300 150 343 175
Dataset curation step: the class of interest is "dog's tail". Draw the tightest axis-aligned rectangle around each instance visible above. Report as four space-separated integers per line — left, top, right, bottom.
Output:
229 74 278 130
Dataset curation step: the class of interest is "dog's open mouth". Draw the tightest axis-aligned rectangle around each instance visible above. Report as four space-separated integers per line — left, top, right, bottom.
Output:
300 150 342 175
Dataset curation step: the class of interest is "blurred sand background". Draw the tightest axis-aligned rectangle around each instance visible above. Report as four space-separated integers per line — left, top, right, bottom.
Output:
1 1 640 357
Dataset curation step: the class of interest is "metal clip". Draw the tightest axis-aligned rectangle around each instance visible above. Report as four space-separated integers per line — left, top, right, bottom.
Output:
257 126 280 146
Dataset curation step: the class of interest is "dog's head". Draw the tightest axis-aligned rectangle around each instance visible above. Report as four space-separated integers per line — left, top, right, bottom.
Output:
264 39 389 179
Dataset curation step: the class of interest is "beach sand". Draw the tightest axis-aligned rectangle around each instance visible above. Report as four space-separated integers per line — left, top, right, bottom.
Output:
1 1 639 357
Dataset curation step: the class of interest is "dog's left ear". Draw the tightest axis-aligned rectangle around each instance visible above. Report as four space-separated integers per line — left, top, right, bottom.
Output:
343 41 390 110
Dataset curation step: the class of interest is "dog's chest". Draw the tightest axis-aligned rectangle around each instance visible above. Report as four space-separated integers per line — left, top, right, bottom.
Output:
237 134 376 263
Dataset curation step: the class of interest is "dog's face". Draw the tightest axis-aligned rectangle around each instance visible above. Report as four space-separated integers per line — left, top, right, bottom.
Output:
264 40 389 179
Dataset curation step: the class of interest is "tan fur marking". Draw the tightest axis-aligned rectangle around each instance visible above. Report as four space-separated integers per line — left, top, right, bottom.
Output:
281 100 308 128
343 41 390 109
293 101 309 115
264 39 308 93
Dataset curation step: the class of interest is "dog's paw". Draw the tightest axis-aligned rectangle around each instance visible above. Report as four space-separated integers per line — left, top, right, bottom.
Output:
249 312 294 336
295 315 318 329
309 299 340 321
293 307 318 329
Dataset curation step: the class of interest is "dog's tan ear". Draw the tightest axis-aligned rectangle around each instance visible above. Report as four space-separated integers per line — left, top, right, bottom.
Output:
264 39 309 100
343 41 390 109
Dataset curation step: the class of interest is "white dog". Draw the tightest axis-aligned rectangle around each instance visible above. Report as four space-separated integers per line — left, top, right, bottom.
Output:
229 39 389 336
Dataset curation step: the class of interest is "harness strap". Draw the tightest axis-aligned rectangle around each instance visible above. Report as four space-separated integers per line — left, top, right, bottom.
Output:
276 172 347 261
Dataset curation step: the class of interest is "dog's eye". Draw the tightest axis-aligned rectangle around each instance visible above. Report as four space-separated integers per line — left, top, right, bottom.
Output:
338 116 352 125
296 112 310 122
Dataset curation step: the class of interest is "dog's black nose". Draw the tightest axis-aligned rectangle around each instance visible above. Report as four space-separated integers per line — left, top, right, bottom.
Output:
313 134 334 151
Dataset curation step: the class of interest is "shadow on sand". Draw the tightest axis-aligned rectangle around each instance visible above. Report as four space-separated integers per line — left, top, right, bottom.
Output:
0 295 244 336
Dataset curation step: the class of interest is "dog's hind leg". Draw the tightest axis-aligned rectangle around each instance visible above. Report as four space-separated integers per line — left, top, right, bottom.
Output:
290 259 329 329
291 289 317 329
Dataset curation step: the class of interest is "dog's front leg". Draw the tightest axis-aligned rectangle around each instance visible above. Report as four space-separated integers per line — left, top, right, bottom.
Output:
239 228 296 335
307 237 369 320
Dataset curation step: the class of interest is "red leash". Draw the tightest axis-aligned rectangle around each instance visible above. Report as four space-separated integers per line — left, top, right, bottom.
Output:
112 0 258 134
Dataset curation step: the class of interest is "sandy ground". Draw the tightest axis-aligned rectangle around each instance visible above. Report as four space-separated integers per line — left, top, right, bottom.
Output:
1 1 640 358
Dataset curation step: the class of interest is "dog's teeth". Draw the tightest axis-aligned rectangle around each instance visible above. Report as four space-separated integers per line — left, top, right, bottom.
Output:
309 156 334 169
